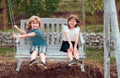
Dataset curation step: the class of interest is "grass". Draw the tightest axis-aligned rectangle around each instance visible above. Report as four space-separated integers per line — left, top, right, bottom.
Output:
85 47 116 64
56 0 83 12
0 28 18 32
85 48 104 63
0 47 15 61
0 47 15 55
84 24 103 33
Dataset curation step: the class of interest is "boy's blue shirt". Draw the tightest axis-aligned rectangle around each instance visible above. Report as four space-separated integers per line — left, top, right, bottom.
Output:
28 29 47 47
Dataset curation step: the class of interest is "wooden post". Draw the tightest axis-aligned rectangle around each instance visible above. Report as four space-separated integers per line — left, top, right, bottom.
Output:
104 0 110 78
104 0 120 78
110 0 120 78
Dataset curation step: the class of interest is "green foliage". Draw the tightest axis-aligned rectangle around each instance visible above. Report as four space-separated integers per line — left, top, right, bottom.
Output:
11 0 61 18
86 0 103 15
116 0 120 3
56 0 83 12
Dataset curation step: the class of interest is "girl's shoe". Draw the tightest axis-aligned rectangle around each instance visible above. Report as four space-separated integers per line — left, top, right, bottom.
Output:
68 60 77 66
76 58 83 64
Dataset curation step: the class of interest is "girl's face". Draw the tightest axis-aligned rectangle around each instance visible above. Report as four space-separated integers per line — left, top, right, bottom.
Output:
31 20 40 29
68 18 77 29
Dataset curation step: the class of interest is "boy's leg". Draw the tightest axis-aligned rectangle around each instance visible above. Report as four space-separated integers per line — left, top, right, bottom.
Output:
31 50 38 61
29 51 38 66
39 52 46 64
37 53 47 69
37 46 47 69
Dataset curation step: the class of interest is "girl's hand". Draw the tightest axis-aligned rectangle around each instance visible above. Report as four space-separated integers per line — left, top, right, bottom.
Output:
13 34 19 38
68 44 73 52
74 47 78 52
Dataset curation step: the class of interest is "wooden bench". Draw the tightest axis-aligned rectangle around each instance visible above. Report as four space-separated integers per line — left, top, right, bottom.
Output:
15 18 86 72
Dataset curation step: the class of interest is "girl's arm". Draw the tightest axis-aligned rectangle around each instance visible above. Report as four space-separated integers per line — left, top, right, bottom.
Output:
13 32 36 38
74 33 79 48
74 27 80 51
64 32 73 49
14 25 26 34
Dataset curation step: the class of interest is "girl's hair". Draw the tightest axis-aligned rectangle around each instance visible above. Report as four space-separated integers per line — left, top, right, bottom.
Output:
26 15 42 31
67 14 83 28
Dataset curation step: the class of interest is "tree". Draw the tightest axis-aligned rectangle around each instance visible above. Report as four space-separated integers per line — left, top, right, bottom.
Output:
2 0 7 31
86 0 103 15
10 0 61 18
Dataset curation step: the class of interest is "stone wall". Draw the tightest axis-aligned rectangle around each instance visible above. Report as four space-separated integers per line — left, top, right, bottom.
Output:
0 32 114 48
0 32 14 47
84 33 114 48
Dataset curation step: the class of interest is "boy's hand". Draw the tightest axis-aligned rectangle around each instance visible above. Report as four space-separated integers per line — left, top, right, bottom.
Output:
13 34 19 38
14 25 19 29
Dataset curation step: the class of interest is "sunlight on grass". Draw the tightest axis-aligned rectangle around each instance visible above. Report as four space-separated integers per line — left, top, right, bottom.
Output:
85 47 116 64
85 24 103 33
0 47 15 61
85 48 104 63
0 47 14 54
2 29 18 32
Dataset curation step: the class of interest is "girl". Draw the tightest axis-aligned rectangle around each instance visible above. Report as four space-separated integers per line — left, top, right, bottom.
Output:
13 15 47 69
60 14 82 66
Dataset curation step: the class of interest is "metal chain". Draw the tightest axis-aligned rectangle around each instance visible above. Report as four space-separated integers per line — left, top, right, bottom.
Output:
8 0 15 28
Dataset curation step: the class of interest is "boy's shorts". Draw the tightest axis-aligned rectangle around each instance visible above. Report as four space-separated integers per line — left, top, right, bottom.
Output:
30 45 47 54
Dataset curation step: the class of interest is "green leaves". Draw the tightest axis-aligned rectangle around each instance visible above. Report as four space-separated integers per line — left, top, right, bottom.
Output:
6 0 61 20
86 0 103 15
12 0 61 18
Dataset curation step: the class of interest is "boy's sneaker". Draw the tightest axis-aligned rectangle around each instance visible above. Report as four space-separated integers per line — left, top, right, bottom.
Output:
37 62 47 70
68 60 77 66
76 58 83 64
29 59 38 66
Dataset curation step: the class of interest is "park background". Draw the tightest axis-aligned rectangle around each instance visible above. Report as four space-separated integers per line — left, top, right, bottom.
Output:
0 0 120 78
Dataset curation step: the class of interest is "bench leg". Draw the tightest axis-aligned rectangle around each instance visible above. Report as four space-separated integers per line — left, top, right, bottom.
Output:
16 59 23 72
79 45 86 59
80 60 85 72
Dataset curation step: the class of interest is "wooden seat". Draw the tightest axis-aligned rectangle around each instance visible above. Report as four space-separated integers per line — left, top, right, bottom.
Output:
15 18 86 72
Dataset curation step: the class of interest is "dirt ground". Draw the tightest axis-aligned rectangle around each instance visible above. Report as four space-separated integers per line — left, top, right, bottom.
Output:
0 60 117 78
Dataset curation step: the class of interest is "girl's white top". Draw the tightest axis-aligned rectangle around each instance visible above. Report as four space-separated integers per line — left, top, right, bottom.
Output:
62 25 80 41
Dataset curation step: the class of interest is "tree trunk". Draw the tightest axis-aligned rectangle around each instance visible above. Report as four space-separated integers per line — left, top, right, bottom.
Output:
2 0 7 31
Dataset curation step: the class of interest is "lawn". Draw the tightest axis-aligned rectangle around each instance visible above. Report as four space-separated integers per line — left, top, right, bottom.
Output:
0 47 15 61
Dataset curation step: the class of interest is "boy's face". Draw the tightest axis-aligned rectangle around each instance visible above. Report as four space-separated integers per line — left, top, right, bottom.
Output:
68 18 77 29
31 20 40 29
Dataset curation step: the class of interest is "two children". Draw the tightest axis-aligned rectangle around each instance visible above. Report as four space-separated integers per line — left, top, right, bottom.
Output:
13 14 82 69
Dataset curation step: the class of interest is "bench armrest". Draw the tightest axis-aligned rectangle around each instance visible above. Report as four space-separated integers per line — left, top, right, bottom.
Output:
79 33 85 45
15 33 21 43
16 38 20 43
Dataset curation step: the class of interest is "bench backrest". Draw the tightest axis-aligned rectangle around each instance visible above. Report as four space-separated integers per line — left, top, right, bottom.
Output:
19 18 67 48
16 18 85 60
